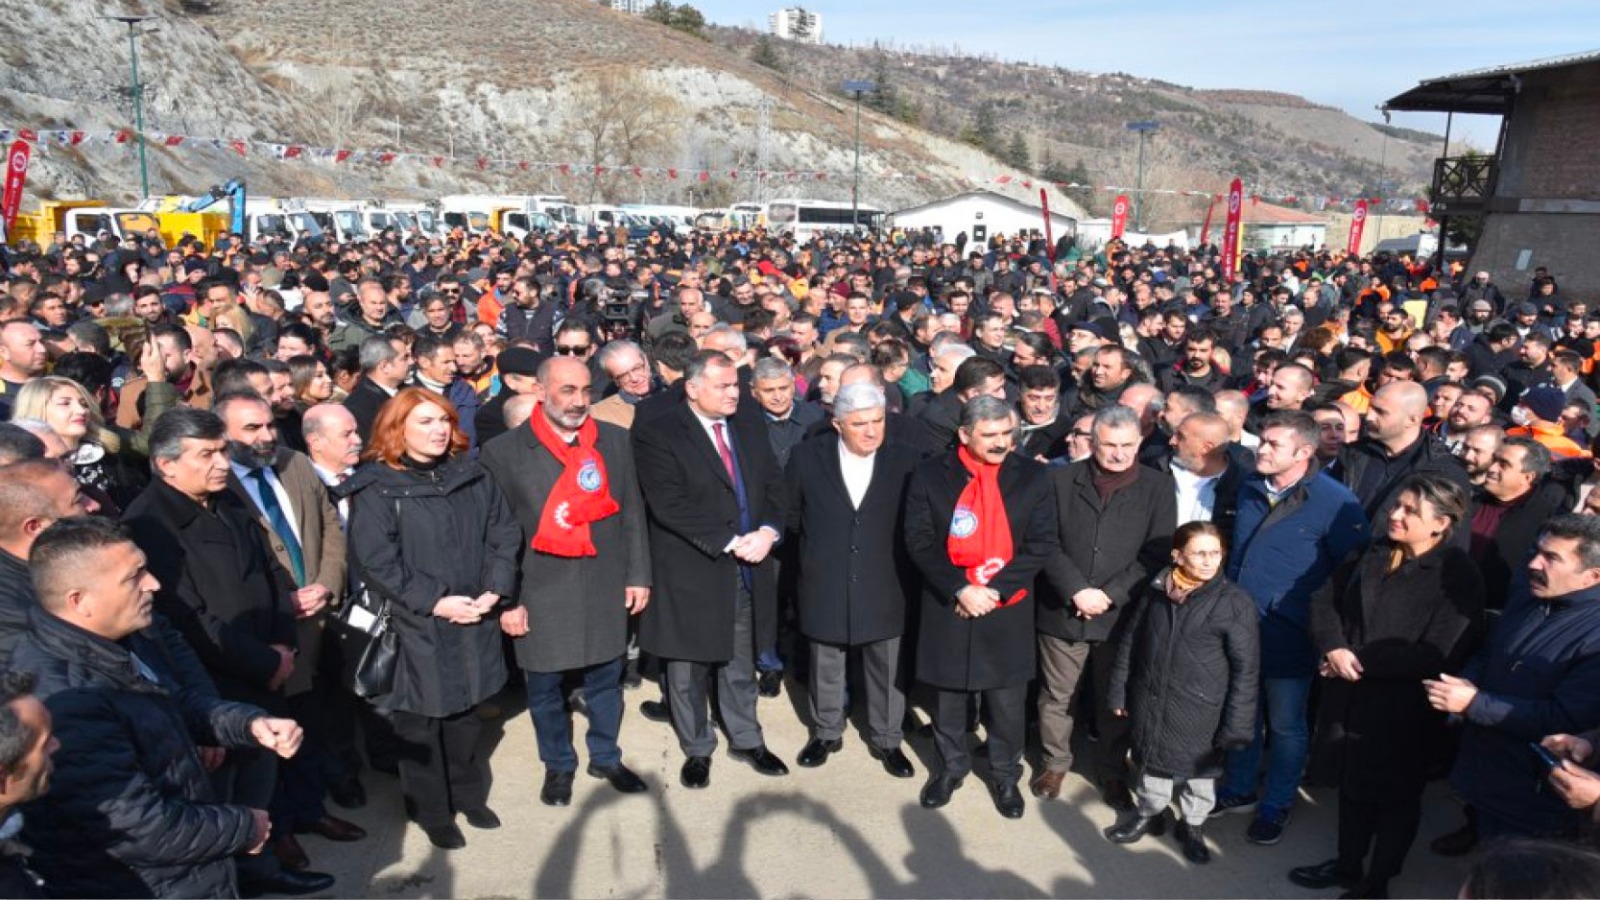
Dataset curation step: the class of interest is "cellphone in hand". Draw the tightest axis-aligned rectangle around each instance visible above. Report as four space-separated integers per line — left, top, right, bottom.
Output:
1531 741 1564 771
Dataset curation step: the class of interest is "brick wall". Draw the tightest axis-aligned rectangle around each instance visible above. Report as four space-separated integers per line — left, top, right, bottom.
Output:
1473 212 1600 304
1499 62 1600 200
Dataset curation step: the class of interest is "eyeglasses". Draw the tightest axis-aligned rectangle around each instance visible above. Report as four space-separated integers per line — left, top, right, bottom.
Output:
553 345 591 356
438 288 461 296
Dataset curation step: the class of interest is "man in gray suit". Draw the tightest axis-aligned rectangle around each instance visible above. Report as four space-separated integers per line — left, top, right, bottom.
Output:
480 356 652 807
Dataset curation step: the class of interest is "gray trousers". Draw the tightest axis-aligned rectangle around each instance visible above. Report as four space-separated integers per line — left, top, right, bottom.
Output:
1136 769 1217 827
933 684 1027 783
665 584 762 757
1037 633 1129 782
808 636 905 749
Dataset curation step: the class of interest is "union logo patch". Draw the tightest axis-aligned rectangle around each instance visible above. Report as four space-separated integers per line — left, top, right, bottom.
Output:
577 460 602 492
950 506 978 538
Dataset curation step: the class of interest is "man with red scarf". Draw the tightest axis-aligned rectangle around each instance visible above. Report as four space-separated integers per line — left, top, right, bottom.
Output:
905 395 1056 819
479 356 652 808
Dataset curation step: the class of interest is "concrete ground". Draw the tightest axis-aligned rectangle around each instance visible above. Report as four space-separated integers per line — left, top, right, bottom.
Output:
295 683 1473 899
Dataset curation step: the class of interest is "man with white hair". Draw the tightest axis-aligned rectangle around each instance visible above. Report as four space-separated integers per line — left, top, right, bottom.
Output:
591 340 655 430
785 383 921 778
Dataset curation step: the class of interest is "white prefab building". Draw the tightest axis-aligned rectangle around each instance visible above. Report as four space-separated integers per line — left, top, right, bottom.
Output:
889 190 1083 248
769 7 823 43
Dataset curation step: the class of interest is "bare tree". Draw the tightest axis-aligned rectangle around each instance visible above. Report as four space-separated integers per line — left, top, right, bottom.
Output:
560 68 684 204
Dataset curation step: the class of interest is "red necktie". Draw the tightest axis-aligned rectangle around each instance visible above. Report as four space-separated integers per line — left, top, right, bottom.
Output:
712 422 736 483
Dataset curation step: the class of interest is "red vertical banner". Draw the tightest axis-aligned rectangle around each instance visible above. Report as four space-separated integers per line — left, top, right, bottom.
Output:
1347 199 1369 255
1221 178 1244 283
1199 194 1218 247
1 140 31 237
1039 188 1057 291
1110 194 1130 239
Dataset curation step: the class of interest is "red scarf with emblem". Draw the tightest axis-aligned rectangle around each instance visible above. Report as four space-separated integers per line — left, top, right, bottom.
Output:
530 407 619 557
948 446 1025 606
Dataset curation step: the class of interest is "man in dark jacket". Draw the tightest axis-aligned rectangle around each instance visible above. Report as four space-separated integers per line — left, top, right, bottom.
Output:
1034 404 1176 809
496 276 557 354
905 395 1056 820
342 334 412 443
1429 515 1600 843
786 383 920 778
121 409 331 896
0 671 52 898
632 351 789 789
1333 381 1471 527
0 461 96 665
479 357 652 807
1220 411 1369 846
14 517 310 899
1468 439 1571 611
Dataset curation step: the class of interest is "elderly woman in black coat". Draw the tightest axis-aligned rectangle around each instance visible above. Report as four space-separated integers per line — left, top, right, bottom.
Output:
1106 521 1260 865
343 387 520 851
1291 473 1485 900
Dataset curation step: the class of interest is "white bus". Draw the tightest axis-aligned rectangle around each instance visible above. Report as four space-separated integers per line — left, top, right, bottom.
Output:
729 198 884 240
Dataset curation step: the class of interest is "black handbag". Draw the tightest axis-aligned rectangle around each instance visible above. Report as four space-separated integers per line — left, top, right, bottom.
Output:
348 596 397 699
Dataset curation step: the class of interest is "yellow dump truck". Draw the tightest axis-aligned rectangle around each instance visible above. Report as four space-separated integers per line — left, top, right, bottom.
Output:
4 200 229 249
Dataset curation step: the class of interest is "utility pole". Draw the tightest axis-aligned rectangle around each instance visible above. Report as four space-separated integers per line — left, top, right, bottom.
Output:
105 15 157 199
842 80 876 230
1125 121 1160 232
753 96 773 203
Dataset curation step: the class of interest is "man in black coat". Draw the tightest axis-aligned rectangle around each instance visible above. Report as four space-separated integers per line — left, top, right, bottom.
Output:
121 409 332 897
905 395 1057 819
342 333 412 442
1467 438 1572 611
13 517 308 899
632 351 790 789
1034 404 1177 810
786 383 920 778
1333 381 1471 527
0 460 96 666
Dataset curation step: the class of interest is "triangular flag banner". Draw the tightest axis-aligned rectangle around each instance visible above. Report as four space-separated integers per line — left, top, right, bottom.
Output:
667 168 678 180
698 170 709 182
377 152 396 165
163 134 184 147
477 156 489 171
114 130 132 144
558 163 571 176
631 166 643 178
335 149 352 164
230 140 248 157
283 145 303 159
994 175 1012 185
518 161 530 172
593 166 607 175
432 156 445 168
17 129 37 142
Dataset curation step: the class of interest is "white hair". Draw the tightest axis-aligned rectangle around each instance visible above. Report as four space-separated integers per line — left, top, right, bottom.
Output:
833 383 886 417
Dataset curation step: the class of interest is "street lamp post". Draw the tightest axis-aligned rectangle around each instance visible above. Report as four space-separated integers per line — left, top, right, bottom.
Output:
1125 120 1160 232
842 80 876 230
106 15 157 199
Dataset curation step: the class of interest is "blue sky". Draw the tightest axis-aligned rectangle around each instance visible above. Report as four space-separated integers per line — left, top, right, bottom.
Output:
697 1 1600 149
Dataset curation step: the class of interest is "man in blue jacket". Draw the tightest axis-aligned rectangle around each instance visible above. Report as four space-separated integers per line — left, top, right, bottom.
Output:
1428 514 1600 842
1216 410 1369 845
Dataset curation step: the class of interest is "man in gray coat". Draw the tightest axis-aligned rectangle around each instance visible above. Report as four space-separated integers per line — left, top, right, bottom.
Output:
480 356 652 808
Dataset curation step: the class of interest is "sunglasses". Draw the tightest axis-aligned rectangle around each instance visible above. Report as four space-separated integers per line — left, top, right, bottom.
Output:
553 345 591 356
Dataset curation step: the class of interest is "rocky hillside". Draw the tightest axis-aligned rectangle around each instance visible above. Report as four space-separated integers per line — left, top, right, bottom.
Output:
0 0 1437 227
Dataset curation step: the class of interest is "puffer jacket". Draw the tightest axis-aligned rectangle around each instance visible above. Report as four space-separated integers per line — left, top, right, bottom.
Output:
13 612 264 899
1107 570 1260 778
341 455 520 718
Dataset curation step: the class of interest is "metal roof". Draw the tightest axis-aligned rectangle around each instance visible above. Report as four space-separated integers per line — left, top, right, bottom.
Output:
1383 48 1600 115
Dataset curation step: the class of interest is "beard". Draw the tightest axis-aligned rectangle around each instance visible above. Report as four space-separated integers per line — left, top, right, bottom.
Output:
228 439 277 470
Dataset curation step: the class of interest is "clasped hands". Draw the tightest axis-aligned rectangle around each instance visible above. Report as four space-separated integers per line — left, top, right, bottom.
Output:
1071 588 1112 619
432 591 500 625
956 584 1000 619
730 527 778 565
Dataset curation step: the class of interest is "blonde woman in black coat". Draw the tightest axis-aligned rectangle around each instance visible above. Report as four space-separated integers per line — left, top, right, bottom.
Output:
1106 521 1260 864
1292 473 1484 899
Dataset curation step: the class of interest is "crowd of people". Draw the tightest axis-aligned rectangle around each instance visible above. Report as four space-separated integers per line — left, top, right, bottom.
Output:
2 215 1600 898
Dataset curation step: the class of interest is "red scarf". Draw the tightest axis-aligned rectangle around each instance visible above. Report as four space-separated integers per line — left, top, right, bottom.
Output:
529 407 619 557
947 446 1026 607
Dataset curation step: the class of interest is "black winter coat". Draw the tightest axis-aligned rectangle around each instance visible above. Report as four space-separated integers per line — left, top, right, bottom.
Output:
342 376 393 443
1106 571 1260 778
1334 434 1471 529
123 479 297 712
1309 542 1484 800
342 456 521 718
13 613 265 899
0 548 32 668
632 404 786 663
1468 480 1571 611
905 451 1056 691
785 437 920 646
1039 461 1177 643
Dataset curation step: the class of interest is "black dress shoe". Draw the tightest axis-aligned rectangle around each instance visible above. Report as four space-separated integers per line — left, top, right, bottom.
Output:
639 699 671 723
1289 859 1363 890
588 762 648 794
1339 881 1389 900
462 806 501 829
1175 821 1211 864
991 780 1025 819
1430 820 1478 856
327 776 367 810
1105 812 1167 844
240 869 337 897
729 745 789 776
920 774 964 809
757 670 782 698
1101 778 1135 812
871 746 916 779
681 756 711 789
541 770 575 806
797 737 843 768
421 823 465 850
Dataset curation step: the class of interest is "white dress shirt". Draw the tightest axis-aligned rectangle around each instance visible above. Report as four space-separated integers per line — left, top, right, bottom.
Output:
1171 464 1220 525
230 460 303 544
838 441 876 509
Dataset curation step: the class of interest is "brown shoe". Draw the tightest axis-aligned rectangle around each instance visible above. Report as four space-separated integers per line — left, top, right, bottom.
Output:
1030 769 1066 800
295 814 368 842
270 832 310 870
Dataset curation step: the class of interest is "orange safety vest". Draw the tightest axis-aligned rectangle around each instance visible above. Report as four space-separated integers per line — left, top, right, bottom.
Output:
1507 423 1592 459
